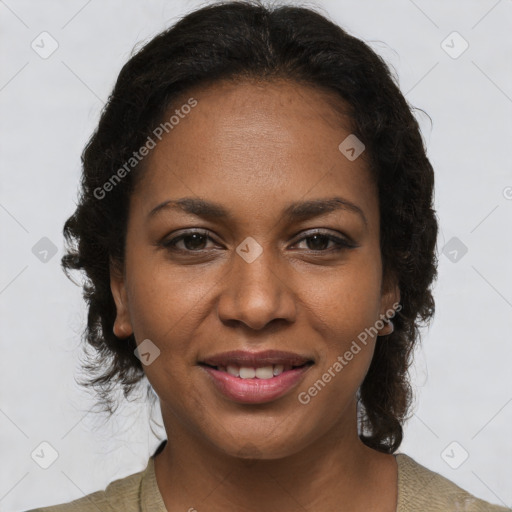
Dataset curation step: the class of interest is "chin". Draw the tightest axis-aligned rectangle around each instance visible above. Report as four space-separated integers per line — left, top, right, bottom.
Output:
204 422 314 461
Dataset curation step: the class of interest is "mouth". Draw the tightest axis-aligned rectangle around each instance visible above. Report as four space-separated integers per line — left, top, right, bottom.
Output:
198 361 314 379
199 349 314 373
197 350 315 404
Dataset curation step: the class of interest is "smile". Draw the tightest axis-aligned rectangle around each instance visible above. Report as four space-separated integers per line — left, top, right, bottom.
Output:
204 363 307 378
199 362 314 404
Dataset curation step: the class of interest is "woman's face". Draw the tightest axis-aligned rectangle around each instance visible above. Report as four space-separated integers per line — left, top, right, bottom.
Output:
111 79 399 459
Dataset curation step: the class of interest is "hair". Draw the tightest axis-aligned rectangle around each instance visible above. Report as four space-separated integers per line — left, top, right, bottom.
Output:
62 0 438 453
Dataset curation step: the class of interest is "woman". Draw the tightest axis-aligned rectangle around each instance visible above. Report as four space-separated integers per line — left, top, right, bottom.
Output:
27 1 509 511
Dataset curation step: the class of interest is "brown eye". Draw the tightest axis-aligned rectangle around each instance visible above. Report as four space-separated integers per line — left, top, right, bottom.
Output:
162 230 214 252
294 232 355 253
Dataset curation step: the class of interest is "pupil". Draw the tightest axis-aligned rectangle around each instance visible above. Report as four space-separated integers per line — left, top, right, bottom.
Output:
308 234 328 251
185 234 206 250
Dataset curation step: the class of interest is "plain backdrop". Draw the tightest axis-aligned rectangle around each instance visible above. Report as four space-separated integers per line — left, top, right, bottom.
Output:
1 0 511 510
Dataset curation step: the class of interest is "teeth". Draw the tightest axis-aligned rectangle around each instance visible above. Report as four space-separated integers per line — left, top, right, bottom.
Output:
273 364 284 376
226 365 239 377
216 363 299 378
239 367 256 379
255 366 274 379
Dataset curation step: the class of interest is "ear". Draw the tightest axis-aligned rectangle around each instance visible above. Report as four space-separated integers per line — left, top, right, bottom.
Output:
377 273 401 336
110 257 133 339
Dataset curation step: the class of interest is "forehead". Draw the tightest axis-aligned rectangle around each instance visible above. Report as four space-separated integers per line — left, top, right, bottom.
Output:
133 78 378 230
165 78 357 156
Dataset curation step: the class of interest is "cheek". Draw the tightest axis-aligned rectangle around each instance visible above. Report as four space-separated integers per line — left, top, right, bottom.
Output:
123 251 223 397
124 259 204 407
297 257 383 399
302 258 382 343
125 253 210 339
296 281 380 418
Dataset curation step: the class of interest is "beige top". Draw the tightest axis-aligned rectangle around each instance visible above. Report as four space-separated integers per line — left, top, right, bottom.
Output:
26 446 510 511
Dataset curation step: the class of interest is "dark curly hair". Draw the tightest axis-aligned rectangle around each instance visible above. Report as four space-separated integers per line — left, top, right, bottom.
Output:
62 0 438 453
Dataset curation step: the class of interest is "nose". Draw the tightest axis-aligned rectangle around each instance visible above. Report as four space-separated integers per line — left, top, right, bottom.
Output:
216 243 297 331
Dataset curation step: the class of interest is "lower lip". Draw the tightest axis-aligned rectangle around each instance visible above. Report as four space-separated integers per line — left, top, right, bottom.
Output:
199 364 313 404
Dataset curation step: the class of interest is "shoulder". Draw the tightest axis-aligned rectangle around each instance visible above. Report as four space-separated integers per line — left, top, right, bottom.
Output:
396 453 511 511
24 464 147 512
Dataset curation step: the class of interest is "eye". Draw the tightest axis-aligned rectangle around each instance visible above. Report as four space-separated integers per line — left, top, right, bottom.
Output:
162 230 216 252
292 231 355 253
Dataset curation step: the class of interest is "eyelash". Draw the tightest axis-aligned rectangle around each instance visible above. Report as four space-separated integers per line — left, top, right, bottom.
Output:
161 229 356 254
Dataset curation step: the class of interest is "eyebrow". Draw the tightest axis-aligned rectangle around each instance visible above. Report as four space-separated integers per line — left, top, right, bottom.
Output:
148 196 368 228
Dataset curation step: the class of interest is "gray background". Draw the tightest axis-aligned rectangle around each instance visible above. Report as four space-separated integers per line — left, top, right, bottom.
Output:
1 0 511 510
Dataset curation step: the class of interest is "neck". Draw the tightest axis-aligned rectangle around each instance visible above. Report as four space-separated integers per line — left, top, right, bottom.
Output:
153 400 398 511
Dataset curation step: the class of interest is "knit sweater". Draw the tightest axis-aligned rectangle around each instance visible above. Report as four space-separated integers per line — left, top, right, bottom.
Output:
26 442 510 511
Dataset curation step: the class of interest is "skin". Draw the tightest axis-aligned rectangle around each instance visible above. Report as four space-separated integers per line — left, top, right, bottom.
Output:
110 79 401 511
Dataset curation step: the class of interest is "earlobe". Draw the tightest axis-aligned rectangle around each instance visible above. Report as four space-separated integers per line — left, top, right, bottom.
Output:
378 318 395 336
378 279 401 337
110 259 133 339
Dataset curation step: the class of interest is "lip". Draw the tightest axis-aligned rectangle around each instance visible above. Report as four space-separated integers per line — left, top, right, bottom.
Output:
199 349 314 368
199 362 314 404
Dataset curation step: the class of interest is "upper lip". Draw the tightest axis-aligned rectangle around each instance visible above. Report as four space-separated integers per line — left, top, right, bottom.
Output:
199 350 314 368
